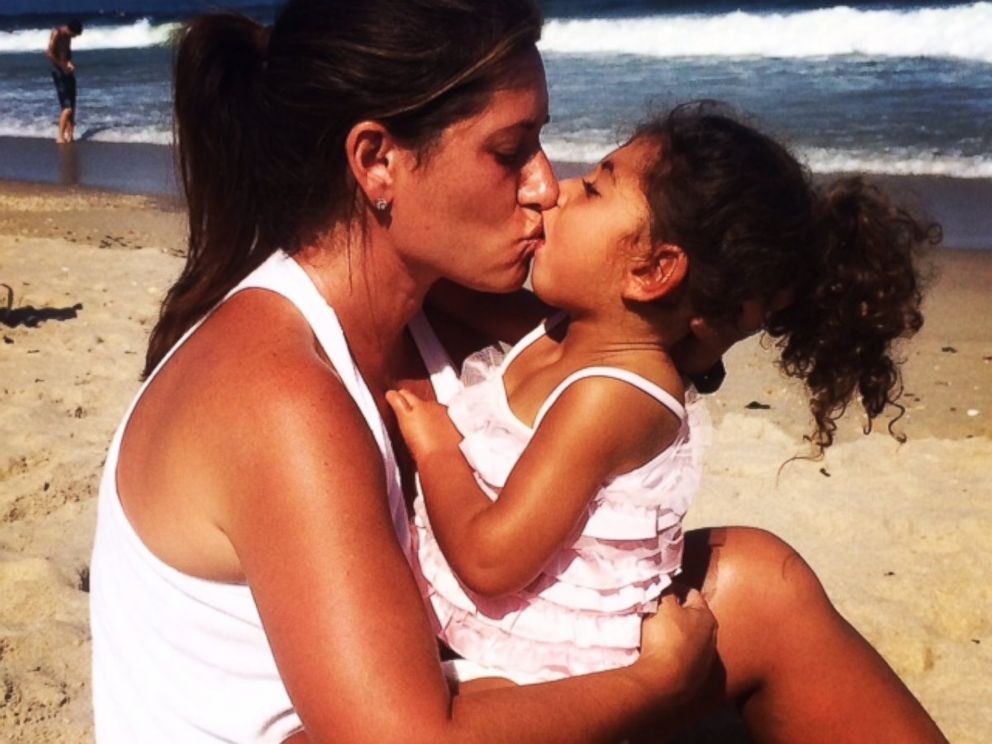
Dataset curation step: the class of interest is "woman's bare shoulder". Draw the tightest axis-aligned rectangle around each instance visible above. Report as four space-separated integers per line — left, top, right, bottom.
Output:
184 288 374 463
119 287 380 580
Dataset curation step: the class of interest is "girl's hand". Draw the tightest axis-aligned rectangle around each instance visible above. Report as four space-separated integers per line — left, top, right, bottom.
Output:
634 588 718 703
385 389 462 463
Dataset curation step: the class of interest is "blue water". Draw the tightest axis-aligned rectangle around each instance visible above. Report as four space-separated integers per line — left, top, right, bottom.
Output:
1 1 991 178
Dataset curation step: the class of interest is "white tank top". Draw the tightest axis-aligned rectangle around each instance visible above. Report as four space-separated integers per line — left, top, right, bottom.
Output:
90 251 455 743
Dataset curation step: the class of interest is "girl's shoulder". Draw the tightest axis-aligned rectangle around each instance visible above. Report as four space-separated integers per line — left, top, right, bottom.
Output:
547 361 685 423
529 354 687 477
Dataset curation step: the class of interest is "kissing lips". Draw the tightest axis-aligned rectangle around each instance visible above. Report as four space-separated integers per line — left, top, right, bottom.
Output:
521 228 545 258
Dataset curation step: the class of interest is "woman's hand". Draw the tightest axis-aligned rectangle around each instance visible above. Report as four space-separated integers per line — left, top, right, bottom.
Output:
633 588 718 704
386 389 462 463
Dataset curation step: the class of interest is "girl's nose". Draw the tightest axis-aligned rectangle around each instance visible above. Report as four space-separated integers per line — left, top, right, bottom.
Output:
554 177 582 208
518 149 559 210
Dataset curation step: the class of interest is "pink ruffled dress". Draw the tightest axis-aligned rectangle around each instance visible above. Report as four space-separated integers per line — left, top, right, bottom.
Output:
413 318 709 684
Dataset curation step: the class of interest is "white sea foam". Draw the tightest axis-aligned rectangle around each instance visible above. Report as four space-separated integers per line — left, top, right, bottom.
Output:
541 131 618 164
0 120 987 178
542 135 992 179
540 3 992 63
0 117 173 145
800 147 992 178
87 127 174 146
0 120 51 140
0 18 180 54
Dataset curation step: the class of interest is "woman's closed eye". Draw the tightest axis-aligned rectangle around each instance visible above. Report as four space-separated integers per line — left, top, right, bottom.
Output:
493 137 541 169
495 147 528 168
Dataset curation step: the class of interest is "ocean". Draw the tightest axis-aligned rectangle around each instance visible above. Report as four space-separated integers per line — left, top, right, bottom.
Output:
1 1 991 245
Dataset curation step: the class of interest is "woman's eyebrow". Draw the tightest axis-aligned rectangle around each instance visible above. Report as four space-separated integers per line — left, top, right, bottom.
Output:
494 113 551 136
484 115 551 148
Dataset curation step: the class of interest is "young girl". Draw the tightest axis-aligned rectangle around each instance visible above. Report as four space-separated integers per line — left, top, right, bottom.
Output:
387 102 936 686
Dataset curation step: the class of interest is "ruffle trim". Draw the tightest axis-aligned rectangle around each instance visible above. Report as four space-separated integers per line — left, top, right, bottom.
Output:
430 592 641 681
414 498 678 617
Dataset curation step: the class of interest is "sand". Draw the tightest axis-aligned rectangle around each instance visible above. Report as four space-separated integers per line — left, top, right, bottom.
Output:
1 180 989 743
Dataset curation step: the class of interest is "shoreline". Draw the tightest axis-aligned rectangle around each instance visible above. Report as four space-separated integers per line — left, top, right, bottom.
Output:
1 176 990 743
1 135 991 250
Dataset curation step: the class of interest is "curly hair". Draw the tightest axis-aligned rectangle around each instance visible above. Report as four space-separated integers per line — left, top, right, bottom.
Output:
636 102 940 452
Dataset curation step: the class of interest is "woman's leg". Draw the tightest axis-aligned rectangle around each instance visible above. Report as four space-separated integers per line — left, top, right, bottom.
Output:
672 527 947 744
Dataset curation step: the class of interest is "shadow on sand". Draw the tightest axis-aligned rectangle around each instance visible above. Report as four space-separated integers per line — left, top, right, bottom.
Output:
0 285 82 329
0 303 83 328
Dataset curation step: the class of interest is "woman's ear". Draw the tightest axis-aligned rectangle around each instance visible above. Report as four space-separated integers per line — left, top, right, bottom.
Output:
345 120 397 211
622 242 688 303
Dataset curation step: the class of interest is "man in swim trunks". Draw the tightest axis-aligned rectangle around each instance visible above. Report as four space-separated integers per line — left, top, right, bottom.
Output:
47 19 83 144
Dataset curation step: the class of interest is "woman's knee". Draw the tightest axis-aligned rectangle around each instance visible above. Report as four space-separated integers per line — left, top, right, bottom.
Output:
684 526 832 624
682 527 838 694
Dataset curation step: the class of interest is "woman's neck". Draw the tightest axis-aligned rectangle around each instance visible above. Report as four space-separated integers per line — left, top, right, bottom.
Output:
294 228 432 385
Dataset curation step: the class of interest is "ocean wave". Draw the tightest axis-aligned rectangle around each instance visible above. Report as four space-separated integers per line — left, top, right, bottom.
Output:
0 118 987 178
0 121 51 140
540 3 992 63
542 136 992 178
800 147 992 178
0 18 180 54
85 127 174 146
0 119 173 146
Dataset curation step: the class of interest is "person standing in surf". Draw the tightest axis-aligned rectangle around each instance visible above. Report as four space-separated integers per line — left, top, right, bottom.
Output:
47 18 83 144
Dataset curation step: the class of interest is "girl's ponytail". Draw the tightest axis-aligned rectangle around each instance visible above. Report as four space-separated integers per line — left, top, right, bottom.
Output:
145 14 271 377
768 177 939 451
638 104 940 453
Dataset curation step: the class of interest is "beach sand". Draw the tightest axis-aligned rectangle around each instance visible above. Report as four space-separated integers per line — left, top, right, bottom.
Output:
1 180 989 742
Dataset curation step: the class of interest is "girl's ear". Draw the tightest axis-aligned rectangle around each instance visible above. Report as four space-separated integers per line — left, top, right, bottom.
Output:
622 242 688 303
345 120 398 211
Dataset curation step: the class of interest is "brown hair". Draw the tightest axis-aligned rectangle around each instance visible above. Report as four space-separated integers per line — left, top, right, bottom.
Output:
636 102 940 452
145 0 543 377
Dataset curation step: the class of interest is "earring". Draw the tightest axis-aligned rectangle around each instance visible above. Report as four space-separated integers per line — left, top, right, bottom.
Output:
375 197 388 212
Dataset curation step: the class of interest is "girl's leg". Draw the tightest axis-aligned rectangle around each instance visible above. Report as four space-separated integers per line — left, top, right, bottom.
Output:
673 527 947 744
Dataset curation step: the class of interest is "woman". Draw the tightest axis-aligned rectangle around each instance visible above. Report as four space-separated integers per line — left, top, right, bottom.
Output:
89 1 946 742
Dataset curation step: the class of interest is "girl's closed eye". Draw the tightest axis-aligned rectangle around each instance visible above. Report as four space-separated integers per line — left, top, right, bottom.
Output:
582 179 600 197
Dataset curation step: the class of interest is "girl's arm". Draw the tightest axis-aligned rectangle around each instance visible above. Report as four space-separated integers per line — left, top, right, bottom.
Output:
222 337 712 744
388 377 682 597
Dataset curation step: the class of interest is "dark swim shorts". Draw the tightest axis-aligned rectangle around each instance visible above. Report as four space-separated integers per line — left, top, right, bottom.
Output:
51 67 77 110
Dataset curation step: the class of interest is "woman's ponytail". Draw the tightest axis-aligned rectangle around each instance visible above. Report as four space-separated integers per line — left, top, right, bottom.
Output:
144 14 272 377
768 177 939 451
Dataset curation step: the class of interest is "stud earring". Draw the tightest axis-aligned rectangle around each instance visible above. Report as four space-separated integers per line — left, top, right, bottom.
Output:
375 197 388 212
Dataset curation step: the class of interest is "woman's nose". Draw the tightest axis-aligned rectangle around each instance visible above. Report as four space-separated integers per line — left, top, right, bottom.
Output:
518 149 559 210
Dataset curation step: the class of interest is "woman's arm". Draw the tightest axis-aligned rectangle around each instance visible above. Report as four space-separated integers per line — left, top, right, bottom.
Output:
388 378 681 597
222 349 712 744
